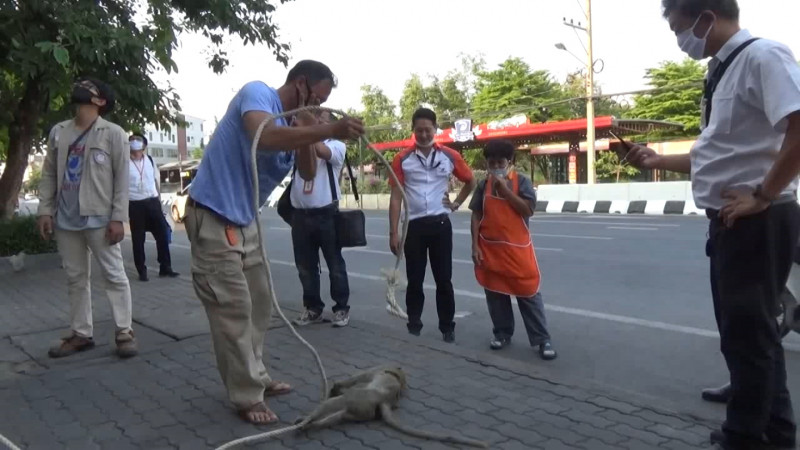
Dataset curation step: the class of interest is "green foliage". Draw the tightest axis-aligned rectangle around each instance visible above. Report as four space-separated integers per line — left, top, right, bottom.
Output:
629 59 706 137
190 147 204 160
595 151 640 183
471 57 567 122
0 215 57 257
0 0 294 218
23 165 41 193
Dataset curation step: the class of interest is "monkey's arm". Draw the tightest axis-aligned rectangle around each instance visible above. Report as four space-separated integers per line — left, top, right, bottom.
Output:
330 368 384 395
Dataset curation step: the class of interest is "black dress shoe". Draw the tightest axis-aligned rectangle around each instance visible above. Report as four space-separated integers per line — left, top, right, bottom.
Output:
710 429 794 449
702 382 731 403
442 331 455 343
138 272 149 282
159 269 180 278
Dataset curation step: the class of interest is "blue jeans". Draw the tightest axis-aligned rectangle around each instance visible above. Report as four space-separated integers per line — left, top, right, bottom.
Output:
291 206 350 313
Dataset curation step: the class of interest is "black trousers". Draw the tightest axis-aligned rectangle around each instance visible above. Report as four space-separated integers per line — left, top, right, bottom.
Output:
290 206 350 313
129 197 172 275
707 202 800 446
404 214 455 333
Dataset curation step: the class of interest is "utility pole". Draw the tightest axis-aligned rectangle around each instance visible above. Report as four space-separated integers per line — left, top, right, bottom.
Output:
585 0 596 184
561 0 597 184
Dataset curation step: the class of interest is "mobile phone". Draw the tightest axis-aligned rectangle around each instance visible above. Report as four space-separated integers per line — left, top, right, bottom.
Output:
608 130 633 161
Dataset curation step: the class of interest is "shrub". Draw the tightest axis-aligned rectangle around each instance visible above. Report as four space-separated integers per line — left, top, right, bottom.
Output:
0 215 58 257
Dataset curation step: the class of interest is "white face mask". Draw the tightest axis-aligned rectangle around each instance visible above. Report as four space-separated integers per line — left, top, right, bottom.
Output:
677 14 714 60
130 140 144 151
415 137 435 148
489 168 509 178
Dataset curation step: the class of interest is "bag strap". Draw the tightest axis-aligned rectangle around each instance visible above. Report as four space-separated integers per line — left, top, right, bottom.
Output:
326 161 338 202
68 118 98 151
344 153 359 201
703 38 759 122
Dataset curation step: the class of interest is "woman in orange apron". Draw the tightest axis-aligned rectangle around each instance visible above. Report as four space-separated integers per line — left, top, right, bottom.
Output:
468 140 556 360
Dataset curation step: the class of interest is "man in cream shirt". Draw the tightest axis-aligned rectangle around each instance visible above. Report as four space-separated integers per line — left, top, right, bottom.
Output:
37 78 137 359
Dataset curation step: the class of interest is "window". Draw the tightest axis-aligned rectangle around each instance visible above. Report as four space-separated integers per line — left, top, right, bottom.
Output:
187 136 190 143
200 123 204 132
159 133 163 141
172 134 176 143
149 132 153 141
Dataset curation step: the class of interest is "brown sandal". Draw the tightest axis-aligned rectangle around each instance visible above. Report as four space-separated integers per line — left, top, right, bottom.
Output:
264 380 292 397
238 402 278 424
48 334 95 358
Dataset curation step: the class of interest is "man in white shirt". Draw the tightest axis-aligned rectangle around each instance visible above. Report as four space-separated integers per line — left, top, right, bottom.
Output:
628 1 800 448
290 111 351 328
128 133 179 282
388 108 476 343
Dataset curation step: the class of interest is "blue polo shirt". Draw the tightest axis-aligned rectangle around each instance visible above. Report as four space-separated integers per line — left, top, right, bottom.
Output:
189 81 290 226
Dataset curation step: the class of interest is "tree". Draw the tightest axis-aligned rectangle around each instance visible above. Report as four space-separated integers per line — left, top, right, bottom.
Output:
0 0 294 219
595 150 640 183
190 147 204 160
629 59 706 138
471 58 567 123
350 85 404 166
398 74 427 126
560 70 627 120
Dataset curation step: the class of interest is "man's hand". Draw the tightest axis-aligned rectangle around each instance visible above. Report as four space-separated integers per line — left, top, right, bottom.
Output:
106 221 124 245
490 174 511 198
442 194 460 212
472 245 484 266
389 232 401 256
719 189 771 228
331 117 366 141
37 215 54 241
625 144 662 170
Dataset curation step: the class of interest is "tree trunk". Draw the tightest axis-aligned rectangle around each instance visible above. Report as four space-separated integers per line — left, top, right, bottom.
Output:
616 166 621 183
0 80 42 220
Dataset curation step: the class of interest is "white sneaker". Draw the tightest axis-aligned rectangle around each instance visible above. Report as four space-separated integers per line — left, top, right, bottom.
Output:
332 310 350 328
293 309 323 326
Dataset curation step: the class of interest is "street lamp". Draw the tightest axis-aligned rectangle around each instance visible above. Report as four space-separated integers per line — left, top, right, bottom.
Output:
561 0 597 185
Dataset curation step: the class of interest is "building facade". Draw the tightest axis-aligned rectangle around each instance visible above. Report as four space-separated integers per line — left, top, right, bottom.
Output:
143 114 206 165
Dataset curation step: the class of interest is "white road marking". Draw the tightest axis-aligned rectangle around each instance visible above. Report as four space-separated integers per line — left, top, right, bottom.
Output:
453 229 612 241
606 226 659 231
145 241 800 351
270 228 563 252
265 259 722 339
532 220 679 227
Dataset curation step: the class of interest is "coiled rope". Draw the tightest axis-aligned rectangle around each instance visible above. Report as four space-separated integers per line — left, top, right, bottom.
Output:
214 106 409 449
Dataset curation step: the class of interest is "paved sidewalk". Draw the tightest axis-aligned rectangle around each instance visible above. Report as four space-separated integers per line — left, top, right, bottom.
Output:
0 257 717 449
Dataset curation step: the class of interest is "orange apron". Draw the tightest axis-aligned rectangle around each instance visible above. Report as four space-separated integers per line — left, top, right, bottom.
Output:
474 171 541 297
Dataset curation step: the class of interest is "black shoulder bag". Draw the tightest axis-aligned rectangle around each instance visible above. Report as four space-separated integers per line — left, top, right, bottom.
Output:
328 154 367 248
276 166 296 225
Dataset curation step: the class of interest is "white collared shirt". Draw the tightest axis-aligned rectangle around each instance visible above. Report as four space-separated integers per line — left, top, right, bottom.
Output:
691 29 800 209
128 155 159 201
390 145 474 220
290 139 346 209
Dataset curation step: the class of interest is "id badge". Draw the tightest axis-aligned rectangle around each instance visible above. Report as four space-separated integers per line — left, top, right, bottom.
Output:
303 179 314 194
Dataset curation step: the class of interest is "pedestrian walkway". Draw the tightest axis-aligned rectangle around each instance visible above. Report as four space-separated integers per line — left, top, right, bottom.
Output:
0 256 716 449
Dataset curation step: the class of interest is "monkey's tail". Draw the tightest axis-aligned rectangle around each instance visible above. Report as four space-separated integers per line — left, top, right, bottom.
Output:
379 404 489 448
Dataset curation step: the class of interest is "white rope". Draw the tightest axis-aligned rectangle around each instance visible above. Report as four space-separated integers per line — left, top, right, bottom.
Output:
214 106 409 449
0 433 21 450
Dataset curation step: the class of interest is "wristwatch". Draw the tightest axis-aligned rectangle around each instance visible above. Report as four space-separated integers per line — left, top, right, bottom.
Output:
753 184 774 204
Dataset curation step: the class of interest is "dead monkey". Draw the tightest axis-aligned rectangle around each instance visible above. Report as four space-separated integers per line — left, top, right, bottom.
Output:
295 365 489 448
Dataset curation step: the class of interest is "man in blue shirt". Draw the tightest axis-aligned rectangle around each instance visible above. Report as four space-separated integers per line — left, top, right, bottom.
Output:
185 60 364 425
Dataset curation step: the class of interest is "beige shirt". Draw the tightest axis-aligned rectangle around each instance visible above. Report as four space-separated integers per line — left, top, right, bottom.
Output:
38 117 130 222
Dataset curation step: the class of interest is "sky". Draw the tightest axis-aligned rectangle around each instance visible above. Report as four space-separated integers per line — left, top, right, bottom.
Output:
166 0 800 129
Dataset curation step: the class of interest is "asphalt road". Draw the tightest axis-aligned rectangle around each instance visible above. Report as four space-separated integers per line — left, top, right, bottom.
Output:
126 208 800 424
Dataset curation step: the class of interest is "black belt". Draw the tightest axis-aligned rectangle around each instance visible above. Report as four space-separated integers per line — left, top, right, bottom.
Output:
410 213 449 224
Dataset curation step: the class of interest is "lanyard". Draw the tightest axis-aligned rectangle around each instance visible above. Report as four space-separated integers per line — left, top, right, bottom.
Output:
415 149 441 170
132 158 146 188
